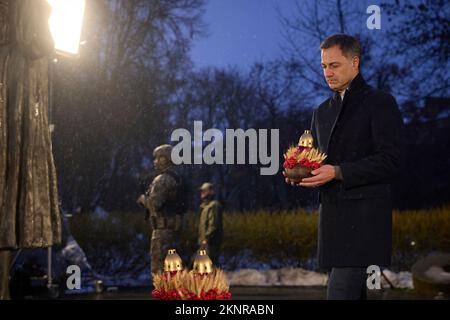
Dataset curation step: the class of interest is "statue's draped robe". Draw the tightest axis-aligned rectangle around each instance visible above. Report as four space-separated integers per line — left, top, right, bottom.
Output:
0 0 61 249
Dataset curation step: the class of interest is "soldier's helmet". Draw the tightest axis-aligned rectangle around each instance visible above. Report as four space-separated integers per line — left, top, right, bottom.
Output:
199 182 214 191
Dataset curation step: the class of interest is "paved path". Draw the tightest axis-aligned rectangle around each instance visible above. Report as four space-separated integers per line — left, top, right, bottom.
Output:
61 286 445 300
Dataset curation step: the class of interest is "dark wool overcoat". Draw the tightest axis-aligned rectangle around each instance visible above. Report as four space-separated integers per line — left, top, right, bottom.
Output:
311 73 403 268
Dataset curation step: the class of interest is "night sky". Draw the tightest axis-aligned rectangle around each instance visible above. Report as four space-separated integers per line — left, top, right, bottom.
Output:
190 0 298 69
190 0 391 70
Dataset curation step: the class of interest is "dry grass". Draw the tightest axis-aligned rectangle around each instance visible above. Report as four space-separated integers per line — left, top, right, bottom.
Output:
69 206 450 273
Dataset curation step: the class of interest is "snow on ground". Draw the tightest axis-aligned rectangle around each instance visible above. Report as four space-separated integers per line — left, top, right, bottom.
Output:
67 268 413 292
224 268 413 289
381 269 413 289
424 266 450 283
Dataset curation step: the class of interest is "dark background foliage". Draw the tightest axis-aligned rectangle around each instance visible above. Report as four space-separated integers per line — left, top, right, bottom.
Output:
51 0 449 215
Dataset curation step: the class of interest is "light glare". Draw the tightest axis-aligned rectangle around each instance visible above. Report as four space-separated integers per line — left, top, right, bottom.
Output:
47 0 86 56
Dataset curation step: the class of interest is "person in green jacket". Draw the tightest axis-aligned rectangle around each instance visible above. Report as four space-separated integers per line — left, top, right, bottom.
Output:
197 183 223 266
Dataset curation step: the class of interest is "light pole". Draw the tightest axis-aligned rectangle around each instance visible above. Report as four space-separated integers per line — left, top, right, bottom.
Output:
46 0 86 297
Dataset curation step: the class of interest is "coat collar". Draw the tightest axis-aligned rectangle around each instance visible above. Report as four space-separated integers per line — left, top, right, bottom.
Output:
332 72 367 103
325 73 367 154
344 72 367 97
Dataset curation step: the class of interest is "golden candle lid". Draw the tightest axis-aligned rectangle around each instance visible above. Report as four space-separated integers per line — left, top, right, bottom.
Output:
298 130 314 148
193 249 214 274
163 249 183 272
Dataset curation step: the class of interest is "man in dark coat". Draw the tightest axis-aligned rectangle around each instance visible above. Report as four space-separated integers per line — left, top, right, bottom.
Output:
0 0 61 299
284 34 403 299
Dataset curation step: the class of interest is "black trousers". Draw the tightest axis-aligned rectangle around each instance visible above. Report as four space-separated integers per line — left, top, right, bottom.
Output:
327 267 368 300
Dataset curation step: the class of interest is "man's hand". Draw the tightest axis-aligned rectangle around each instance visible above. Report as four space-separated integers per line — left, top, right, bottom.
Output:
283 165 337 187
282 171 301 186
299 164 336 188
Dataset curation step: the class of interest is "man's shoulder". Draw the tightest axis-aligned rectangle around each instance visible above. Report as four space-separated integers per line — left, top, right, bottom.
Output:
368 87 396 101
315 87 397 108
204 200 221 210
153 172 177 186
363 87 399 111
210 200 221 207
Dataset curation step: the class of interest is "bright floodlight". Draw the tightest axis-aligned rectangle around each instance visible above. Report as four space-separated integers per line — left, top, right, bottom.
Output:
47 0 86 56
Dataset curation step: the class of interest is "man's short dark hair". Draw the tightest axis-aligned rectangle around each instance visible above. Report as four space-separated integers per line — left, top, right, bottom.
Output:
320 34 361 60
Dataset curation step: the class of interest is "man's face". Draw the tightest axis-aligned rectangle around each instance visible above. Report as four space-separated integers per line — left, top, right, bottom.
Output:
321 45 359 92
200 188 213 200
153 155 169 171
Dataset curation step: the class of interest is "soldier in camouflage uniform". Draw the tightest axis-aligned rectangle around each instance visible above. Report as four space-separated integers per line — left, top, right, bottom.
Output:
137 145 183 275
198 183 223 266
